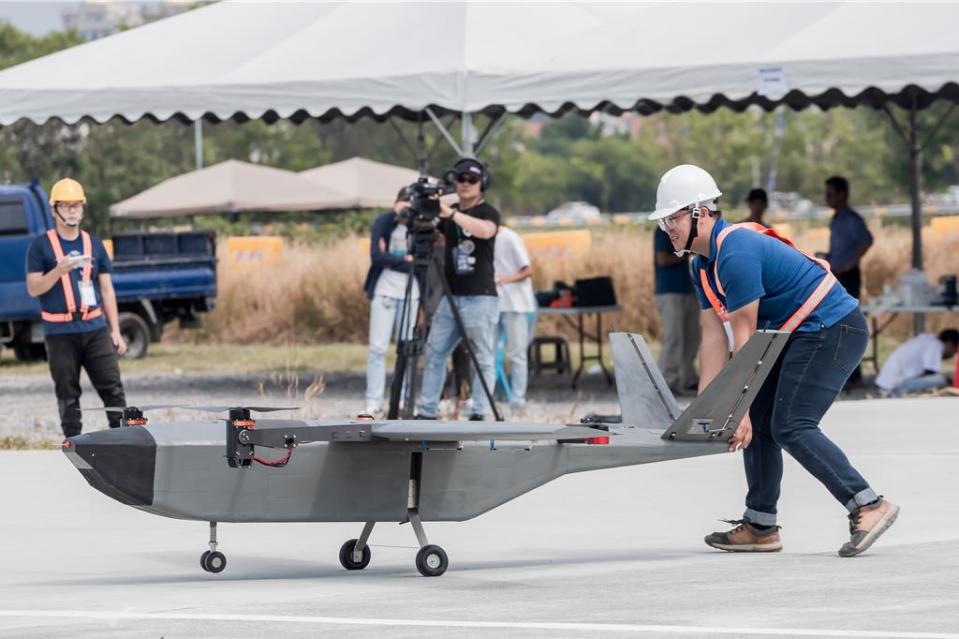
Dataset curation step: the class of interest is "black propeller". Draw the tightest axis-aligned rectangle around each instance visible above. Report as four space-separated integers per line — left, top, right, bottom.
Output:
186 405 301 414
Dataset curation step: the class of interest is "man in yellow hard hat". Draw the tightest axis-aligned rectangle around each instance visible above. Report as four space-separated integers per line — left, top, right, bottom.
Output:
26 178 127 437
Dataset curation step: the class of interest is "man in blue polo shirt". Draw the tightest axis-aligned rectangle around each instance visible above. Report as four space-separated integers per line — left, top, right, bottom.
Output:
825 175 872 387
649 164 898 558
26 178 127 438
653 226 700 395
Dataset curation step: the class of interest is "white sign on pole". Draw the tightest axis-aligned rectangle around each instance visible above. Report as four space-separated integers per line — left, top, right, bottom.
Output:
756 66 789 99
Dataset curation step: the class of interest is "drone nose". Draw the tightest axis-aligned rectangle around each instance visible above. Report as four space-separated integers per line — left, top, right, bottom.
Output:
63 426 156 506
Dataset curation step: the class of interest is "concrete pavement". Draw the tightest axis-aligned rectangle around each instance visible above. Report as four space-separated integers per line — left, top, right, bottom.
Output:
1 397 957 638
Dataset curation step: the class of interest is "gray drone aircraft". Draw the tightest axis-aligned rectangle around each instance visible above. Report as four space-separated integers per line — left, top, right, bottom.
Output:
63 331 787 577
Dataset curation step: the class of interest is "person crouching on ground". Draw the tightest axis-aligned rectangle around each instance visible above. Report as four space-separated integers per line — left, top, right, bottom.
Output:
876 329 957 396
649 164 898 557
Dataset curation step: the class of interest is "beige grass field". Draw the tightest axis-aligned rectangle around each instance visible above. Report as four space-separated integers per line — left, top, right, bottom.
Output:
190 223 959 347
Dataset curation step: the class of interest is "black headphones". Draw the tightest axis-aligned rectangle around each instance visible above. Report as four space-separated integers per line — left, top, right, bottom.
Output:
452 157 491 191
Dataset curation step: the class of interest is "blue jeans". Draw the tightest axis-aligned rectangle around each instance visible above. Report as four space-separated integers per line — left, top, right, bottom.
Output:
887 373 949 396
365 295 418 411
417 295 499 417
498 312 531 405
743 309 878 527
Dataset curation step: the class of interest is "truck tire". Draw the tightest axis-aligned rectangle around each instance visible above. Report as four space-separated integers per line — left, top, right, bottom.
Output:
13 342 47 362
119 313 150 359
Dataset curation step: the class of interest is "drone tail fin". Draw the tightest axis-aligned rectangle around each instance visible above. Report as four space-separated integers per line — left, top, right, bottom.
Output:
659 331 789 442
610 332 682 431
610 331 790 443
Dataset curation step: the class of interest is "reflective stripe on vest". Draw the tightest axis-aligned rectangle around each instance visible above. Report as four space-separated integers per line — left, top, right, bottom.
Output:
41 229 103 323
699 222 838 333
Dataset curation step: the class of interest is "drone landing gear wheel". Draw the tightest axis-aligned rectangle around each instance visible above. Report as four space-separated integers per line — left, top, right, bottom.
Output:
338 539 372 570
415 544 448 577
200 521 226 573
338 521 375 572
407 510 448 576
201 550 227 573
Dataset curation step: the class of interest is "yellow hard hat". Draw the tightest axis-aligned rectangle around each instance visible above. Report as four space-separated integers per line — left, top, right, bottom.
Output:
49 178 86 205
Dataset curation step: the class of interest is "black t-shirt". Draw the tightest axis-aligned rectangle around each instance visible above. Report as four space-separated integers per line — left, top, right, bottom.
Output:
440 201 501 296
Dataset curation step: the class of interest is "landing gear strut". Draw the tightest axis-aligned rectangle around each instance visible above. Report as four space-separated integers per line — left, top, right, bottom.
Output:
336 452 449 576
409 510 448 577
200 521 226 573
339 521 374 570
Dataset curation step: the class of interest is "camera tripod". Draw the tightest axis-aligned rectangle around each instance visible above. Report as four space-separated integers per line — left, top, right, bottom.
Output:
386 221 501 422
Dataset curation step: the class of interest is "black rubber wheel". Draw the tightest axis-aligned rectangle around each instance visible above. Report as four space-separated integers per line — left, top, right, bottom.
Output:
202 550 227 573
200 550 211 571
415 544 448 577
338 539 371 570
118 312 151 359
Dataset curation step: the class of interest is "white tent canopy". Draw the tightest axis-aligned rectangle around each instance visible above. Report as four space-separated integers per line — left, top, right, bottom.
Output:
2 1 959 270
109 159 352 218
0 2 957 127
300 157 422 210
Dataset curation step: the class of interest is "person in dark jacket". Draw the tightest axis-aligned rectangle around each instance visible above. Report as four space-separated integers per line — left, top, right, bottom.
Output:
363 188 417 415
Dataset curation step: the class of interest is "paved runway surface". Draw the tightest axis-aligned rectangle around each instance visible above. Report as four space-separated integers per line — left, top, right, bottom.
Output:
1 397 957 638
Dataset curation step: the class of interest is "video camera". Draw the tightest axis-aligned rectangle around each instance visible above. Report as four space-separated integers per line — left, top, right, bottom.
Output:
400 173 456 225
400 172 457 258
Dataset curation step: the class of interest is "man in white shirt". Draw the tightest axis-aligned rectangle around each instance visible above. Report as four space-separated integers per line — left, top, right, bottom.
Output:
875 329 957 396
494 226 536 409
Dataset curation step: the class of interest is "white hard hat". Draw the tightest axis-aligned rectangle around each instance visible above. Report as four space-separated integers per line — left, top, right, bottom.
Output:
649 164 722 221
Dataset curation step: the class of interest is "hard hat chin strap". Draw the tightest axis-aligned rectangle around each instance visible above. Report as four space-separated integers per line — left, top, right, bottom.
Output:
673 203 702 257
53 204 81 227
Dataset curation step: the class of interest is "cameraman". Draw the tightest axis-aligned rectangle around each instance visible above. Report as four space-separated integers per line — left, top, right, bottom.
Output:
363 187 418 416
416 158 500 420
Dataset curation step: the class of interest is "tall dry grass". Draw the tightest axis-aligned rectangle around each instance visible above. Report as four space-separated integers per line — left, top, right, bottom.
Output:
200 241 369 343
192 225 959 345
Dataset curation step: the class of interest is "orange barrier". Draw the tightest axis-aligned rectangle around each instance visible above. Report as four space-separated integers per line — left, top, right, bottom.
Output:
516 229 591 262
225 236 284 263
358 228 592 262
930 215 959 236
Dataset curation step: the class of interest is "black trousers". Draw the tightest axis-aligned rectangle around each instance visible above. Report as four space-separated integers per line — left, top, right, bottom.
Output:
837 267 862 300
837 267 863 384
45 328 126 437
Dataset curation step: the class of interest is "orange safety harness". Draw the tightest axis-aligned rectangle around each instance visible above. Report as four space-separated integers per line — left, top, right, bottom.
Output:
41 229 103 323
698 222 837 333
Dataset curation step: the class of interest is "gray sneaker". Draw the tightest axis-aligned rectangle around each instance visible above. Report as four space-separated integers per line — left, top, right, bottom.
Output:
839 498 900 557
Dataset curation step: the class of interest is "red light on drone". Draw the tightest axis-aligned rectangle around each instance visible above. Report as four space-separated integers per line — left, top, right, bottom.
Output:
585 436 609 445
62 439 73 449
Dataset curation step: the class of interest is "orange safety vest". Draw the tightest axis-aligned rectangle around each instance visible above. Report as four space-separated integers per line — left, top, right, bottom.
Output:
698 222 837 333
41 229 103 323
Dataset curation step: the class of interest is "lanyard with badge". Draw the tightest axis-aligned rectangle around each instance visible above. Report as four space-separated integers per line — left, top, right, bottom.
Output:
452 201 483 276
68 250 97 307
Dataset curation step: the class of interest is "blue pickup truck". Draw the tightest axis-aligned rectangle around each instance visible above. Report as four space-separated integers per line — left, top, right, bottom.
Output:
0 181 217 360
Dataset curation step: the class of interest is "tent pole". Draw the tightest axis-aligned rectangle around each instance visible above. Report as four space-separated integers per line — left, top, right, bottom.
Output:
388 119 419 169
415 114 427 173
474 112 508 157
194 120 204 169
908 94 924 334
461 111 474 157
425 107 464 157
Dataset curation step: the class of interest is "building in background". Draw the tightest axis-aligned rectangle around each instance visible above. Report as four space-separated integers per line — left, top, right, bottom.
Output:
62 1 189 40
